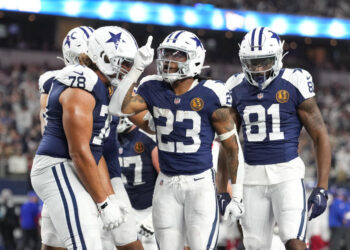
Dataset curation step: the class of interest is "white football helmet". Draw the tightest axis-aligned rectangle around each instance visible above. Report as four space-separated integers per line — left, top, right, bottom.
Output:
62 26 94 66
117 117 134 134
156 30 206 84
239 27 285 89
87 26 138 87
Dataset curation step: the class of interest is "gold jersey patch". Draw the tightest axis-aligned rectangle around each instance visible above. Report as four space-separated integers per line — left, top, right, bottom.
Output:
276 90 289 103
190 97 204 111
108 86 114 97
134 142 144 153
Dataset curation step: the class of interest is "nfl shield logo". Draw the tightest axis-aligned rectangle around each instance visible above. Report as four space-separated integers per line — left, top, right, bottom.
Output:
257 93 264 99
174 97 181 105
160 180 164 185
119 148 123 154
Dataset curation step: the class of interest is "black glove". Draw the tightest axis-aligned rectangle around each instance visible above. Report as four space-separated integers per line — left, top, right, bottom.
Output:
308 187 328 221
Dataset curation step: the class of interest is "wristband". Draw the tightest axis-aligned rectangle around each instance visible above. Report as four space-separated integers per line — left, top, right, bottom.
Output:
231 184 243 201
109 66 143 117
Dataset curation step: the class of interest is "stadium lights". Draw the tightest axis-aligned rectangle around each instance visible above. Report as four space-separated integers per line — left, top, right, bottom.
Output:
183 9 198 26
244 14 259 31
270 17 288 35
328 21 346 38
1 0 350 39
158 6 175 25
129 3 148 23
64 1 81 16
299 20 318 36
211 10 224 30
98 1 114 20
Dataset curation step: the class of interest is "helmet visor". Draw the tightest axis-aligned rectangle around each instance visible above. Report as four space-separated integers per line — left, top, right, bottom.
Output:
241 56 276 73
109 56 133 80
157 48 188 61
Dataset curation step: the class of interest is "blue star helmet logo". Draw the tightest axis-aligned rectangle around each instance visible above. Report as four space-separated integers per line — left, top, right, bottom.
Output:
191 36 203 48
64 35 71 48
268 30 280 44
106 32 123 50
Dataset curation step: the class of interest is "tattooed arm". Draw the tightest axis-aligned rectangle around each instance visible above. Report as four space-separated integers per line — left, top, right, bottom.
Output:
298 97 331 189
121 83 148 114
211 108 239 185
230 107 242 133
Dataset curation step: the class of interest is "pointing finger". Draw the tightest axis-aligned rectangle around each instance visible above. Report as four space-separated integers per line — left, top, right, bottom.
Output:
146 35 153 47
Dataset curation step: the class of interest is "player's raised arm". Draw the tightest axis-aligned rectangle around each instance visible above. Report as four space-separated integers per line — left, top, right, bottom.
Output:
109 36 154 116
298 96 331 220
211 107 245 221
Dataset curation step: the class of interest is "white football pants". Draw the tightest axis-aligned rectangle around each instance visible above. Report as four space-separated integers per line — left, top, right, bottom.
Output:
241 178 307 250
152 168 219 250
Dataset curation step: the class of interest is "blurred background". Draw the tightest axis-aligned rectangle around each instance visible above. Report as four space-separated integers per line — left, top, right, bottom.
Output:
0 0 349 249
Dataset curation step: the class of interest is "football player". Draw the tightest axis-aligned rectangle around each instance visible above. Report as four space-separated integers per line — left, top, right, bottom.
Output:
31 26 146 250
38 26 94 135
84 26 145 250
220 27 331 250
109 30 244 250
117 117 159 250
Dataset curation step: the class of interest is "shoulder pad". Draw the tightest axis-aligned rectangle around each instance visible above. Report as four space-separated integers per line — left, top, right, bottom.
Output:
225 73 245 90
139 75 163 86
282 68 315 99
203 80 232 107
38 70 60 94
55 65 98 92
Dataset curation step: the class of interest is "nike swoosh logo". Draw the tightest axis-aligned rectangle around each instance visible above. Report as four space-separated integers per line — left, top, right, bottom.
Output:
221 199 226 209
316 194 321 205
194 177 205 181
73 71 84 76
306 76 311 80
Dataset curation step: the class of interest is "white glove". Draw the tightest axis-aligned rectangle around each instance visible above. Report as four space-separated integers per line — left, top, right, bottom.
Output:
223 184 244 223
133 36 154 72
109 194 129 223
223 197 245 223
138 213 154 238
97 197 124 231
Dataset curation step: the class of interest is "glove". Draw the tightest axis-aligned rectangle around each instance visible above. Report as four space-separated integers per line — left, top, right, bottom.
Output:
109 194 129 215
308 187 328 221
223 197 245 223
133 36 154 72
138 213 154 238
97 197 125 231
217 192 231 216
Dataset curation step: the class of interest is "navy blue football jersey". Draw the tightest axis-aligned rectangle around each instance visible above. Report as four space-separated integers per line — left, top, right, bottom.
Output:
118 128 157 209
36 65 112 164
226 68 315 165
104 116 121 178
137 75 232 176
